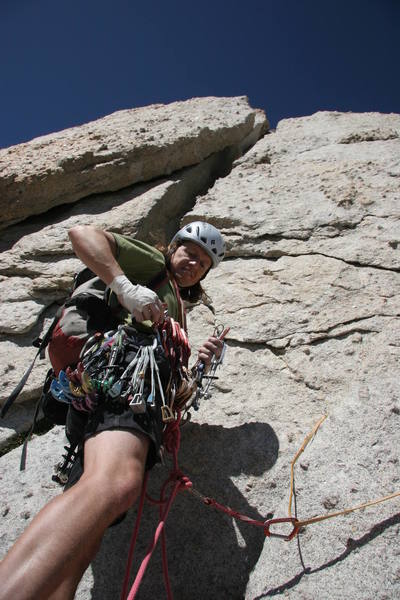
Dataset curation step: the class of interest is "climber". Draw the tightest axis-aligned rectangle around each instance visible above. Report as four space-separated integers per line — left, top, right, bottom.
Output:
0 221 226 600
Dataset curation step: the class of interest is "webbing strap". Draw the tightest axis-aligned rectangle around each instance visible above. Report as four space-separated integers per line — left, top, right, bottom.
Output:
170 277 187 332
201 497 266 529
19 392 45 471
1 353 39 419
1 310 61 418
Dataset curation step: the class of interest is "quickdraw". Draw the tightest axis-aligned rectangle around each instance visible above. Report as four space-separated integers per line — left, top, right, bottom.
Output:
49 324 174 418
190 325 230 411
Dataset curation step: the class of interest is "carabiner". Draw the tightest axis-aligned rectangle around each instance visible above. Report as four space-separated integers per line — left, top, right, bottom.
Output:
263 517 301 541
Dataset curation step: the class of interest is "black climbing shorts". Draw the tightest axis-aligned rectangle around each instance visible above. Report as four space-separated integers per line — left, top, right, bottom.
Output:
65 397 165 473
84 400 165 470
64 402 165 528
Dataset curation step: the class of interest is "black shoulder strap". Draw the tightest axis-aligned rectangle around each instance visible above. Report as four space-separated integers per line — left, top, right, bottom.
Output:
0 315 60 419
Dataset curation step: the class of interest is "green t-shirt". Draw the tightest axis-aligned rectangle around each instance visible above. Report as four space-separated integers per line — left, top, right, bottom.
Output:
112 233 183 327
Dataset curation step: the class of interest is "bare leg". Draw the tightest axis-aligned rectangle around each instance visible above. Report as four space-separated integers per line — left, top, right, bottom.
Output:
0 429 149 600
45 536 103 600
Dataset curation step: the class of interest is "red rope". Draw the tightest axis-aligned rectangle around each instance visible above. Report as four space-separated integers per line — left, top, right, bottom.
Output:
121 413 191 600
120 410 267 599
120 472 149 600
125 478 183 600
202 497 266 529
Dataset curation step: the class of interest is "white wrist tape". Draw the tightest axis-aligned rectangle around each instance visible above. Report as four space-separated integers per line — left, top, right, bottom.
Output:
109 275 158 314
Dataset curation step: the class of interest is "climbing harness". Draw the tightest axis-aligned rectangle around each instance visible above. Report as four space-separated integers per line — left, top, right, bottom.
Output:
51 316 195 485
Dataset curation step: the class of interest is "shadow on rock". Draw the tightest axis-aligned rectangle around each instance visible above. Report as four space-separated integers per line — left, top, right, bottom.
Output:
90 420 279 600
254 512 400 598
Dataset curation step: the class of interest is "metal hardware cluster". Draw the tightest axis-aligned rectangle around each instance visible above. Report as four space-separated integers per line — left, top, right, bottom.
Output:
49 324 173 420
190 324 228 411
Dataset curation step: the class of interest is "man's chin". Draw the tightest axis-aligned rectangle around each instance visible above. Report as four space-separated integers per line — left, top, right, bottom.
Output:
177 277 194 288
175 272 194 287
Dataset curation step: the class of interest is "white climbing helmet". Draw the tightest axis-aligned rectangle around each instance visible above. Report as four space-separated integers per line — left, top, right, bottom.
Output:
171 221 225 268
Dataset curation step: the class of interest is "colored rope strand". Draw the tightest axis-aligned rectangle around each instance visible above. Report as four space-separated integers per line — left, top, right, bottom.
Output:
287 415 400 536
121 412 189 600
120 472 149 600
288 415 327 518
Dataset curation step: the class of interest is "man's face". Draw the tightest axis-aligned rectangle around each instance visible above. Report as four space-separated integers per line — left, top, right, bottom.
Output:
170 241 212 287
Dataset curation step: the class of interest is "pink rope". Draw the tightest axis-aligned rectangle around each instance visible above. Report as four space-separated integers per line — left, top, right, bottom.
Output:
120 472 149 600
125 478 183 600
203 497 266 529
121 414 187 600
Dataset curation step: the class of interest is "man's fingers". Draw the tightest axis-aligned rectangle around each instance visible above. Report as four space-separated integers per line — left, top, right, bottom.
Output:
201 337 223 356
135 301 164 324
198 337 224 366
132 308 144 322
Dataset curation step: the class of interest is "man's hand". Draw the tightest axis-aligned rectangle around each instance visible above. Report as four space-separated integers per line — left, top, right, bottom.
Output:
197 336 224 367
109 275 164 324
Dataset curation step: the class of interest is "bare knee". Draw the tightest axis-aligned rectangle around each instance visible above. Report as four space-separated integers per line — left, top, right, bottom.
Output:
81 464 144 516
107 470 143 513
80 429 149 517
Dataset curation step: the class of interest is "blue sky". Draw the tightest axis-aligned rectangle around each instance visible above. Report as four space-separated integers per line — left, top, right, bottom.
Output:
1 0 399 148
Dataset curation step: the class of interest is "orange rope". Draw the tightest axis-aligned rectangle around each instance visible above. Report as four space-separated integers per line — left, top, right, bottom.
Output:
288 415 400 533
296 491 400 529
288 415 327 518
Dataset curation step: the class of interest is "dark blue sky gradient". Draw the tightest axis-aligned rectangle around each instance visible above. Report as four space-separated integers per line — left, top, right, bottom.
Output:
1 0 399 148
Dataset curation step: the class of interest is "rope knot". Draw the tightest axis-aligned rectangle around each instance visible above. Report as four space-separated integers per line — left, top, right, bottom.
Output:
179 475 193 490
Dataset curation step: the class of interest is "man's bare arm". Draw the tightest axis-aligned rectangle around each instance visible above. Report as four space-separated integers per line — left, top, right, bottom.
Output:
68 225 123 285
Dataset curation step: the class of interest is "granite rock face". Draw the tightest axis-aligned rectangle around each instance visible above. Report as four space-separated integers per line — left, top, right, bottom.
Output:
1 103 399 600
0 96 266 229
